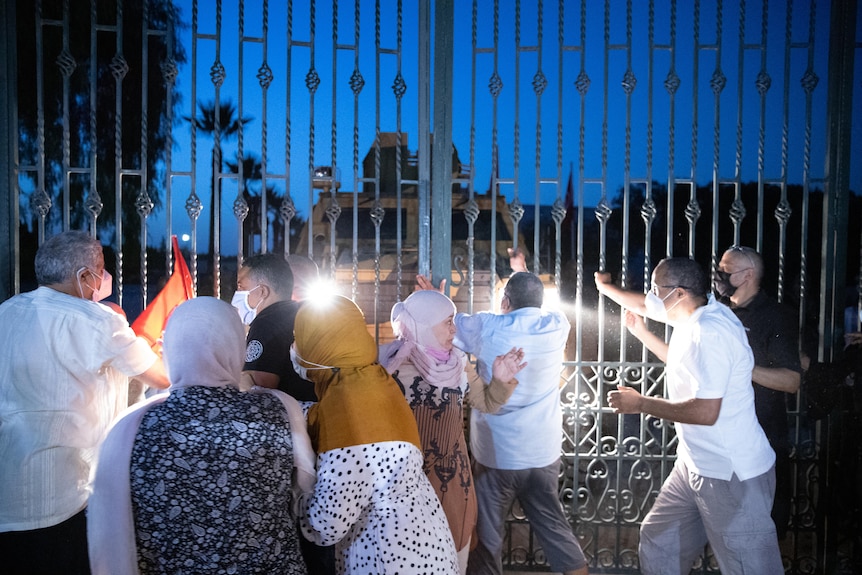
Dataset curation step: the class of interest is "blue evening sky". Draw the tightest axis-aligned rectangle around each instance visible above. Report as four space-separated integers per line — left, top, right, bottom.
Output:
155 0 857 252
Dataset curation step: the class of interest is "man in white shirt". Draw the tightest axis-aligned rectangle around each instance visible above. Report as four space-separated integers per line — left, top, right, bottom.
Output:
595 257 783 574
0 230 169 574
453 251 588 575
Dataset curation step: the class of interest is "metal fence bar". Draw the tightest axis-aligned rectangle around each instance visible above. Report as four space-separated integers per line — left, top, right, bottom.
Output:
233 0 247 266
138 1 152 304
60 0 72 233
112 0 126 305
187 0 201 292
417 0 431 282
0 0 18 301
431 0 454 287
349 0 362 301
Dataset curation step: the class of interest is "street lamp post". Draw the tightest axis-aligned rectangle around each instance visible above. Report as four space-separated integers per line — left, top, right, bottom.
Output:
312 166 342 276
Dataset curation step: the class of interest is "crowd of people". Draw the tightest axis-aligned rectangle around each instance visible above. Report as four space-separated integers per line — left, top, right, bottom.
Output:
0 230 815 574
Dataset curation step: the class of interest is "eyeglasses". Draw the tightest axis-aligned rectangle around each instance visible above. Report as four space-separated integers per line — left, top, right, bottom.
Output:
651 284 681 296
650 282 696 296
728 245 756 270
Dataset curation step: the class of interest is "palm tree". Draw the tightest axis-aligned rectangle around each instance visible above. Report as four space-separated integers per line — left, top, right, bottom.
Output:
185 100 252 288
226 151 263 256
226 151 299 257
16 0 186 287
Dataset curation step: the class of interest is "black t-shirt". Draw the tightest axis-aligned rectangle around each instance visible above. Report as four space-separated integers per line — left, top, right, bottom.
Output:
243 300 317 402
731 291 802 452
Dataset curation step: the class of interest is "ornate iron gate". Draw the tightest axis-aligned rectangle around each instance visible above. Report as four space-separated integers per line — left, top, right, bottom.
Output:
2 0 860 572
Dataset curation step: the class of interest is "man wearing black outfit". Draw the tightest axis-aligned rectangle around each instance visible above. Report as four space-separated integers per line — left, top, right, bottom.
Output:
233 253 333 574
715 245 802 539
235 253 317 402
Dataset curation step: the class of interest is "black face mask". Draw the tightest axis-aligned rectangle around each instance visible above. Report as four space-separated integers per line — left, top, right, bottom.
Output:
713 270 737 298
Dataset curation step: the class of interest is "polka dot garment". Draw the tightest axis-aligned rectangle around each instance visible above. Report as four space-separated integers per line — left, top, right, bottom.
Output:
301 441 459 574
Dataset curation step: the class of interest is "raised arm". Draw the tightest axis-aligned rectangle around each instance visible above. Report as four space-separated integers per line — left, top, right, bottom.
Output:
594 271 649 315
415 274 446 293
508 247 528 273
623 310 669 362
466 347 527 413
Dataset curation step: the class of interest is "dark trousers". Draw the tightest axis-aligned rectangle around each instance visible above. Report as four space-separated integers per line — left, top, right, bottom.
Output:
467 460 587 575
772 449 792 539
0 509 91 575
299 527 336 575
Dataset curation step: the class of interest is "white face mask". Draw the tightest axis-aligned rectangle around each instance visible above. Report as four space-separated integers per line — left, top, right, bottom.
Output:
290 345 337 381
230 285 261 325
77 267 113 302
644 288 683 324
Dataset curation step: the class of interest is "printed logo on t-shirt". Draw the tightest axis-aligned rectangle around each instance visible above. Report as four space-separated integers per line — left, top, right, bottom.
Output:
245 339 264 363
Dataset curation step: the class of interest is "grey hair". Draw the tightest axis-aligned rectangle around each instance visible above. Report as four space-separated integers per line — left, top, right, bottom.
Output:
35 230 103 285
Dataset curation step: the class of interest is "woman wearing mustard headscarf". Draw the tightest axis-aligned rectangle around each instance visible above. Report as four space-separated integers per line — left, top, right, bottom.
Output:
379 290 526 574
295 295 459 574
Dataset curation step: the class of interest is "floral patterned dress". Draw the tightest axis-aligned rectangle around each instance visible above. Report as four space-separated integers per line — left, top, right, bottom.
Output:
390 361 477 552
129 386 307 575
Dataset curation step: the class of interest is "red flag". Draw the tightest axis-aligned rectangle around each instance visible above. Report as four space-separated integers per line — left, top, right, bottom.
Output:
563 164 576 260
488 146 499 196
131 235 194 354
564 163 575 211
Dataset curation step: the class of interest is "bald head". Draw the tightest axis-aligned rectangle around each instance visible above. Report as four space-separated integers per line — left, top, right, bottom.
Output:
721 246 764 284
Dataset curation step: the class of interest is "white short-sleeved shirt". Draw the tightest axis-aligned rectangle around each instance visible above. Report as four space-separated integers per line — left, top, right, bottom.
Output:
454 307 570 470
0 287 157 532
665 296 775 481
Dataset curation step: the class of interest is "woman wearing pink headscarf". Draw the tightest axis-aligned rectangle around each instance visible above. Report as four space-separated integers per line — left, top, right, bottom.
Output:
379 290 525 573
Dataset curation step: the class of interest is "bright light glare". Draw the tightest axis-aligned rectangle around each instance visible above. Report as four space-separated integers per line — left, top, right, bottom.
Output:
303 279 339 306
542 286 561 310
180 234 190 242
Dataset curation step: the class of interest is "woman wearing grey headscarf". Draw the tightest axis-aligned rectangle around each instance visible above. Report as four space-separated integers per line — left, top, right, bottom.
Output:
87 297 316 575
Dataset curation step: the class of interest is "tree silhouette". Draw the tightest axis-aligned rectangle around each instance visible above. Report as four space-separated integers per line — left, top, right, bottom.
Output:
15 0 186 284
226 151 265 256
226 151 303 257
185 99 252 263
